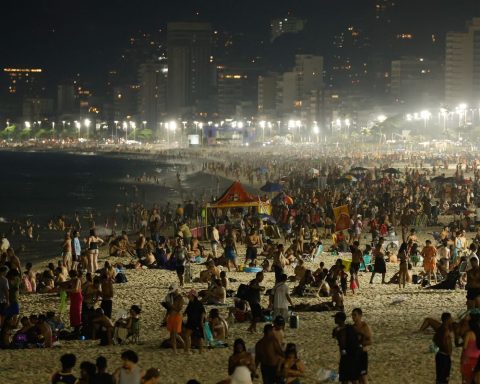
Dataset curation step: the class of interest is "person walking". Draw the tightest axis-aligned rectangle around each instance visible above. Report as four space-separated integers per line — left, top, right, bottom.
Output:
272 274 294 322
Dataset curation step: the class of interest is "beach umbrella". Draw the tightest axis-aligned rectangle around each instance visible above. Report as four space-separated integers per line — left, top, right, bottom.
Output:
260 182 284 193
381 168 401 174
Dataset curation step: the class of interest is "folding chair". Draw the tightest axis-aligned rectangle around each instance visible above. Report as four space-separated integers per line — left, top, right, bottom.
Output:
359 254 373 272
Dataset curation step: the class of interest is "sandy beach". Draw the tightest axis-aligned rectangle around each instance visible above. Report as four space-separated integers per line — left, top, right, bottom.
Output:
6 229 465 384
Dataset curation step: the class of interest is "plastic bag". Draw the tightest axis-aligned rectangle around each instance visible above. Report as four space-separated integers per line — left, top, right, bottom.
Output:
316 367 338 382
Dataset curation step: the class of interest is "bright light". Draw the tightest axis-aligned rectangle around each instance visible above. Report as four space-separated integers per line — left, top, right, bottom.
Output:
130 122 136 129
24 121 31 129
142 121 147 125
312 126 320 135
406 114 413 121
168 121 177 131
114 120 119 125
84 119 91 128
336 119 341 126
440 108 447 115
259 120 266 128
288 120 295 129
237 122 244 129
377 115 387 123
345 119 351 126
457 103 467 111
122 121 128 129
74 121 81 129
420 110 431 120
295 120 301 128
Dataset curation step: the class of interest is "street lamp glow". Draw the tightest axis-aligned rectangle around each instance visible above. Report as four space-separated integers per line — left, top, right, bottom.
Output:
457 103 467 112
288 120 295 129
237 122 244 129
420 110 431 120
168 121 177 131
84 119 91 128
74 121 81 129
259 120 266 129
295 120 301 128
377 114 387 123
25 121 31 129
312 125 320 135
122 121 128 129
406 114 413 121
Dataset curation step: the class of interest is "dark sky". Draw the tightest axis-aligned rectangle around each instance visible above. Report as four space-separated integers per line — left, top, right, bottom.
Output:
0 0 478 81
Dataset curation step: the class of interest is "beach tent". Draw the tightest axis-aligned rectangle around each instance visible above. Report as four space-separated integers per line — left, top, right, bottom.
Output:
205 181 271 236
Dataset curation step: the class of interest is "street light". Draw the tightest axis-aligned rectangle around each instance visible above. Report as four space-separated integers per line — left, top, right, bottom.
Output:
377 115 387 123
420 110 431 129
122 121 128 140
114 121 119 141
84 119 91 139
74 121 81 139
312 123 320 143
25 121 31 129
259 120 266 141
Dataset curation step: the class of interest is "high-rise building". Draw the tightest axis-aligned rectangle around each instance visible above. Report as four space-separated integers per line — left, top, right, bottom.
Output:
167 22 213 116
390 56 443 105
258 72 278 116
270 17 305 42
57 84 77 117
138 61 167 129
445 18 480 106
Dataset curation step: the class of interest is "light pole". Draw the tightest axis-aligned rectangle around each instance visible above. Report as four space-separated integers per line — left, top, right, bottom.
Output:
130 121 136 141
440 108 448 134
51 122 55 139
75 121 81 139
114 121 119 141
122 121 128 140
420 110 431 129
259 120 266 142
313 123 320 143
84 119 91 140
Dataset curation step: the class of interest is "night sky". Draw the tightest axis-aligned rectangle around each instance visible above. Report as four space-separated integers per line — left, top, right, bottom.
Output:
1 0 479 82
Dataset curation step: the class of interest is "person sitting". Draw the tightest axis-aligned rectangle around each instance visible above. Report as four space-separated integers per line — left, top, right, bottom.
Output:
12 316 32 349
293 284 344 312
208 308 228 341
291 260 307 282
199 261 220 283
228 298 251 323
313 262 328 284
189 238 203 258
35 314 53 347
139 250 156 268
113 305 141 344
202 279 227 305
228 338 256 376
91 308 114 346
292 270 315 296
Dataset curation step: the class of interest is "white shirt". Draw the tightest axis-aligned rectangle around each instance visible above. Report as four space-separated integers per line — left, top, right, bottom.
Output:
273 282 290 310
0 237 9 253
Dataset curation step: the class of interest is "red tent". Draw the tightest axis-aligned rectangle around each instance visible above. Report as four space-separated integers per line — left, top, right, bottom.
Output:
214 181 256 205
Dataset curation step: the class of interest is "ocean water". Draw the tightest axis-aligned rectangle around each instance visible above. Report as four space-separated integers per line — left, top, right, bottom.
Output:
0 150 177 224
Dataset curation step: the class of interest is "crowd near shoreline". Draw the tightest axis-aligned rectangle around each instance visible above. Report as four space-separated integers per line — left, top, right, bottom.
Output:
2 145 480 383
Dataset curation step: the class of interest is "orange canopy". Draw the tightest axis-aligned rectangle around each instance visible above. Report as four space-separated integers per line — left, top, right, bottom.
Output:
214 181 256 205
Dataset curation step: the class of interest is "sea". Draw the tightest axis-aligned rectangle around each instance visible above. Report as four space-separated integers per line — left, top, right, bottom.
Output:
0 149 244 265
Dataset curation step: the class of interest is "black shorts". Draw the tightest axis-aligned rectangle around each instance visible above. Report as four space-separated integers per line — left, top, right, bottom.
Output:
467 288 480 301
246 247 257 260
350 262 360 274
436 352 451 384
339 354 360 382
249 302 263 321
186 323 204 339
359 351 368 375
176 265 185 275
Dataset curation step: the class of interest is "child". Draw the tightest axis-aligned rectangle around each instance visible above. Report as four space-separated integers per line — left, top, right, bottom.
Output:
52 353 77 384
350 273 358 294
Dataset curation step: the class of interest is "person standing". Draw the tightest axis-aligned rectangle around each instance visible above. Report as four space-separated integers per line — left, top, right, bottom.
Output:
255 324 284 384
246 229 260 265
369 238 386 284
87 229 104 274
272 274 294 322
100 272 114 318
173 238 188 287
113 350 144 384
184 289 205 354
247 272 265 333
62 233 73 272
350 241 364 289
65 270 83 334
71 230 82 271
433 313 453 384
352 308 373 384
332 311 361 384
211 225 220 258
421 240 438 284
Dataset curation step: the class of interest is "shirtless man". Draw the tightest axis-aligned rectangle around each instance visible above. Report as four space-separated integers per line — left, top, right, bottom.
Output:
466 257 480 309
352 308 373 384
100 272 114 318
62 233 73 272
433 313 453 384
350 241 364 289
246 230 260 265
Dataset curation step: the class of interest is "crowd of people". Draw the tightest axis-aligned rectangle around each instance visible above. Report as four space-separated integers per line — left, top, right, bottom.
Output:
3 148 480 383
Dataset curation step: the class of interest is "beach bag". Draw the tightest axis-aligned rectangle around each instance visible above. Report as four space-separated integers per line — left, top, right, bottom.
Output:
289 312 299 329
115 272 128 284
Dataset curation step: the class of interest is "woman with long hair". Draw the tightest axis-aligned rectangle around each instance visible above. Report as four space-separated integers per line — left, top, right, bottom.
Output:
87 228 103 274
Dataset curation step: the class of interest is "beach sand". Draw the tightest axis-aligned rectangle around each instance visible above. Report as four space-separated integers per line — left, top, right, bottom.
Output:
8 230 466 384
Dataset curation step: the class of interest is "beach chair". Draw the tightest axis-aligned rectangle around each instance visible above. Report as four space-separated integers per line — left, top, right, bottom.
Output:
360 255 373 272
303 244 323 263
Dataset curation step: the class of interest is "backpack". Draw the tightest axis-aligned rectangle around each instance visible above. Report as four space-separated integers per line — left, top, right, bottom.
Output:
115 272 128 284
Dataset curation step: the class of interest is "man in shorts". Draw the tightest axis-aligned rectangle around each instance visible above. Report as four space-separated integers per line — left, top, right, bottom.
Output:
352 308 373 384
245 229 260 265
333 311 361 384
350 241 364 289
